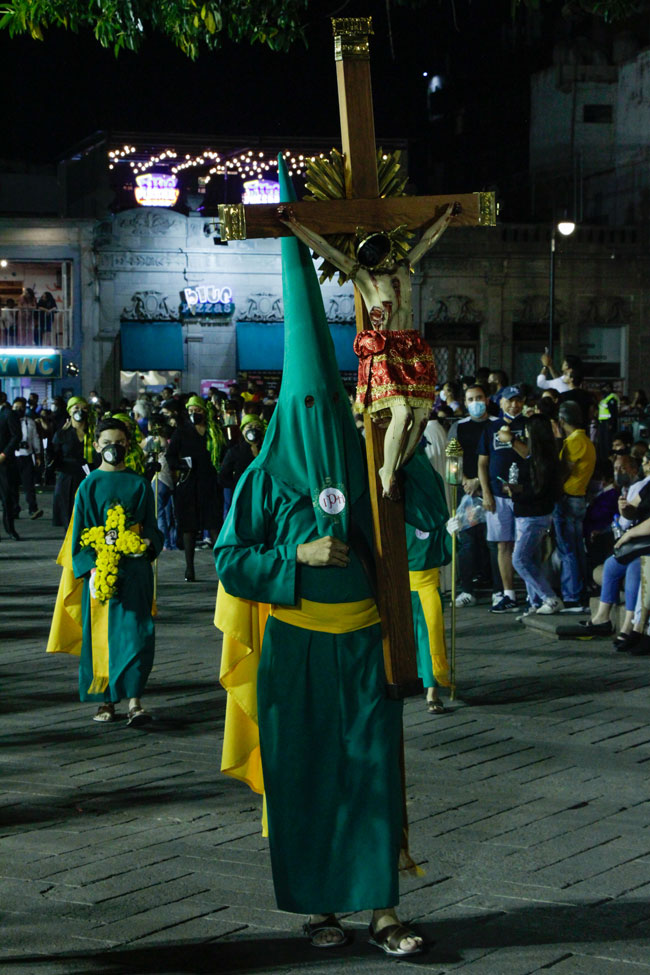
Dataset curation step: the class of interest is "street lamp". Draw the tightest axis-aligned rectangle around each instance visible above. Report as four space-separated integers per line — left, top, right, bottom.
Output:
548 219 576 361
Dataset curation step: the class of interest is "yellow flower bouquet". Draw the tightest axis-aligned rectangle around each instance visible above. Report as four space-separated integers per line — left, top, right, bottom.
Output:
80 503 148 603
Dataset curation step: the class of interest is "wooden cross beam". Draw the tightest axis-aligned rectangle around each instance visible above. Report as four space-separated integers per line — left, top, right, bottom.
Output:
219 17 495 699
218 193 495 241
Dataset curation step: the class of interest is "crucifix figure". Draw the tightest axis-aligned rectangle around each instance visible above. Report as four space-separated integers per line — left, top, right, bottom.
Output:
277 202 456 498
218 16 495 696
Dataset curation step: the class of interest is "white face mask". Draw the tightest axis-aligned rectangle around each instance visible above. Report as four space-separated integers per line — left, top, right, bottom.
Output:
439 390 448 402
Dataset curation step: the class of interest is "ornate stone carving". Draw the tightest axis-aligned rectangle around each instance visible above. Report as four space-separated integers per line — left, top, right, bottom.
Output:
326 293 356 323
513 295 568 325
120 291 179 322
425 295 484 325
241 292 283 322
115 209 179 237
97 251 186 271
578 295 630 325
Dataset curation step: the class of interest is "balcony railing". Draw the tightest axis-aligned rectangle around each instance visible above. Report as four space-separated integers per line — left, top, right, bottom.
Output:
0 309 73 349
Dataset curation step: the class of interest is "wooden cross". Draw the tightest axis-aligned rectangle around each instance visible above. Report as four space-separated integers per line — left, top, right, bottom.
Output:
219 17 495 699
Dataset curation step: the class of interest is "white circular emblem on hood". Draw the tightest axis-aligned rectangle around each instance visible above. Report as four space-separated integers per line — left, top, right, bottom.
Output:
318 488 346 515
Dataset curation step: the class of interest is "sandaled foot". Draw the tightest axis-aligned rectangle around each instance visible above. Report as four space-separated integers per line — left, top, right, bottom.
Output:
127 706 152 727
368 921 424 956
427 697 445 714
303 914 348 948
93 704 115 723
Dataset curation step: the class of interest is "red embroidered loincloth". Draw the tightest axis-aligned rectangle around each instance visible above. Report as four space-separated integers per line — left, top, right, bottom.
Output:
353 329 437 414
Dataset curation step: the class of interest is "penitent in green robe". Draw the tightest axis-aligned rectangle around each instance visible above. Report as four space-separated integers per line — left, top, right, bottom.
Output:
215 466 404 915
71 469 163 703
403 450 452 687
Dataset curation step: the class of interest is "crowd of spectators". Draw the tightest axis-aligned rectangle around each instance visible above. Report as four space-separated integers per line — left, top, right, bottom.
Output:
2 354 650 655
0 287 62 345
425 353 650 656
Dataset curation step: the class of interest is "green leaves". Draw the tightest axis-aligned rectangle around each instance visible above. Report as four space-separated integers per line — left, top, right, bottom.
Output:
0 0 308 57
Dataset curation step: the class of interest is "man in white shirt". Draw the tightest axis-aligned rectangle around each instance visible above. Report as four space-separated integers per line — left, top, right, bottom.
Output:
12 397 43 520
536 353 583 394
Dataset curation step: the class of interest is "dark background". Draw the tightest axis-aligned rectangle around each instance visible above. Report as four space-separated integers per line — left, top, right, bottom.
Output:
1 1 640 205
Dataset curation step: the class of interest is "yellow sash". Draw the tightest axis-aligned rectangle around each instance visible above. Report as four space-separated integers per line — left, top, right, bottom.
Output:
270 596 380 633
46 518 83 658
409 567 450 687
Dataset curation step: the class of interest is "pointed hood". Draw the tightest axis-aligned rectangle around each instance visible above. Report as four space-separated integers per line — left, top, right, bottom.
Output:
249 154 366 540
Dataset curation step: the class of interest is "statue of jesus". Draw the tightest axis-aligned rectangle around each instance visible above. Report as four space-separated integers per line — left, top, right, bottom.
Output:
277 203 456 498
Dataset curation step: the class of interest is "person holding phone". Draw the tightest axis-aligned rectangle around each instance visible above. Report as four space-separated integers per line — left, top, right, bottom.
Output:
502 416 566 617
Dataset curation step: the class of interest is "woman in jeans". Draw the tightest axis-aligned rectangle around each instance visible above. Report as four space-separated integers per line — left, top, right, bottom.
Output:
502 415 566 617
573 473 650 644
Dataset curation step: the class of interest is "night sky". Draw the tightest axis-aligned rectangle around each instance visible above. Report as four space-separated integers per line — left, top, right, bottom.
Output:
0 0 610 205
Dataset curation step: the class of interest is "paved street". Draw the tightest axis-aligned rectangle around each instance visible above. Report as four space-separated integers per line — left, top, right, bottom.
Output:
2 491 650 975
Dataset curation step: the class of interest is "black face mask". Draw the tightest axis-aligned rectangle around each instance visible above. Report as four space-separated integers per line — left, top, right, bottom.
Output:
14 408 25 418
189 412 204 426
71 410 86 423
244 425 263 444
101 443 127 466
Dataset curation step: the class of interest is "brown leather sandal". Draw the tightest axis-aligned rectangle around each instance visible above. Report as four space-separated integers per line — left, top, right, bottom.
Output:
93 704 115 723
368 921 424 956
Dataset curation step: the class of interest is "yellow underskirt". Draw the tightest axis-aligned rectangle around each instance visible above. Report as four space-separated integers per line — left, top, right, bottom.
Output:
409 567 450 687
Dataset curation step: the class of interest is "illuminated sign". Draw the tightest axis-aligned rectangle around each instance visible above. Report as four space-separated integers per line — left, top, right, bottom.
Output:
181 285 234 317
0 349 62 378
134 174 180 207
242 179 280 204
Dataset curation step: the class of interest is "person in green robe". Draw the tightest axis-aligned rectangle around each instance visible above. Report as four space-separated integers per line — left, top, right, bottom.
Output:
214 157 423 957
403 449 452 713
69 417 163 725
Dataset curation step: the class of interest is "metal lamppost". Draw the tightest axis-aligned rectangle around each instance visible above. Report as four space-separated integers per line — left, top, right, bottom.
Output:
445 438 464 701
548 219 576 360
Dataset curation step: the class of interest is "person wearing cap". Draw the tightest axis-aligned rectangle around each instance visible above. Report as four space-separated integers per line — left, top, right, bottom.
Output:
214 157 423 958
478 385 527 613
51 396 96 528
553 400 597 612
218 414 267 518
111 412 146 475
166 395 225 581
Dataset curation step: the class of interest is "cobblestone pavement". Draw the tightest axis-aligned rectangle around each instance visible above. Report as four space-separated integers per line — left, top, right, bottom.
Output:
2 491 650 974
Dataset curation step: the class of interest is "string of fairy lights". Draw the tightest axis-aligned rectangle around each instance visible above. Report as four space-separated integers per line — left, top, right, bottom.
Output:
107 143 330 182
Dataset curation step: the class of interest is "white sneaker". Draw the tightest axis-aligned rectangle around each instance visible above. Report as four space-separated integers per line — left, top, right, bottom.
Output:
492 591 504 607
536 597 564 615
455 592 477 608
516 606 538 621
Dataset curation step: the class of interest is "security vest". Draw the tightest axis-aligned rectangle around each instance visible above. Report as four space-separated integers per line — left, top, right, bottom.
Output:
598 392 618 421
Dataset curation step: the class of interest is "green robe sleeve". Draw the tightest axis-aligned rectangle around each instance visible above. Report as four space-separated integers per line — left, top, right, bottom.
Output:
403 449 452 570
214 467 298 605
71 481 95 579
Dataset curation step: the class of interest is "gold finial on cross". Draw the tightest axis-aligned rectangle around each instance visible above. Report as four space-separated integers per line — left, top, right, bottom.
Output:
332 17 373 61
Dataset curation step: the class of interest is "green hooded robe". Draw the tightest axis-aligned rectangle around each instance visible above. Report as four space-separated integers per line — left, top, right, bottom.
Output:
214 156 403 914
402 449 452 688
